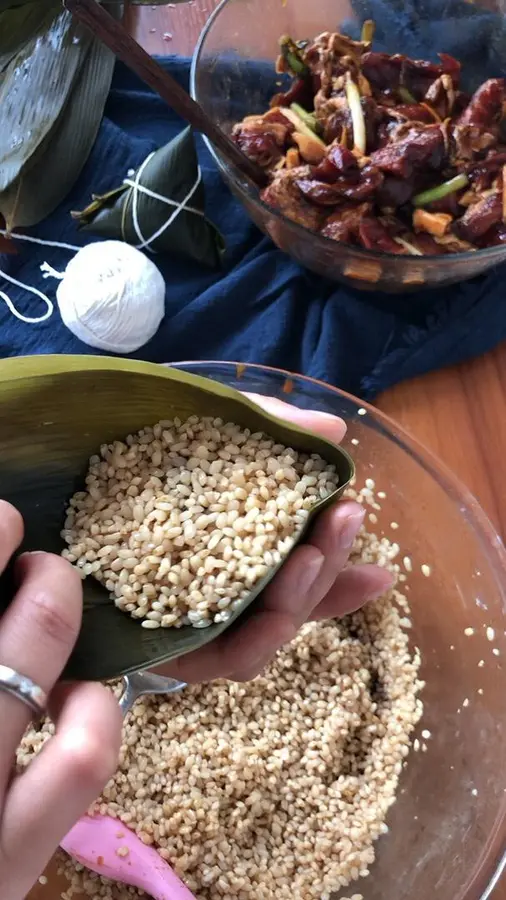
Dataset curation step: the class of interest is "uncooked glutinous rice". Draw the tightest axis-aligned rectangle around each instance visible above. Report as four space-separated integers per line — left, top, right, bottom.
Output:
61 416 340 629
20 481 425 900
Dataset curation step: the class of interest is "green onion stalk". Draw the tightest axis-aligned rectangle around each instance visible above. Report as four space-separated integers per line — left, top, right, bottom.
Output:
290 103 318 133
412 174 469 207
279 36 308 77
345 74 366 155
361 19 375 43
398 86 417 104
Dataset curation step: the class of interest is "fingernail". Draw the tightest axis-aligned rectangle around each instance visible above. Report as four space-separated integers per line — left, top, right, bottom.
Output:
366 576 394 604
365 586 388 604
335 503 366 548
300 552 324 595
313 410 344 422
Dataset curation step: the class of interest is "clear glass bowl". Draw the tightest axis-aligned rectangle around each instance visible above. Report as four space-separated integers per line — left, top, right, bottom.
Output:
170 362 506 900
32 362 506 900
190 0 506 293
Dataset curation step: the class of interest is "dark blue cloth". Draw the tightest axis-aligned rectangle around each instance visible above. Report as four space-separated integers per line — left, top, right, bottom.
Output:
347 0 506 92
1 3 506 399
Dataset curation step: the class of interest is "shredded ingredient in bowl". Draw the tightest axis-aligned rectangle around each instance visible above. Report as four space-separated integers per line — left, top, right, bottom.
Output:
61 416 340 629
20 482 424 900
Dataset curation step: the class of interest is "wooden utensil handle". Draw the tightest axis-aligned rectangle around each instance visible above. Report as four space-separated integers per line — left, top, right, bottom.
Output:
64 0 268 187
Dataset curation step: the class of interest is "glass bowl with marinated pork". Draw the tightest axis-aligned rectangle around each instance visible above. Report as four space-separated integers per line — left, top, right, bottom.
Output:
191 0 506 291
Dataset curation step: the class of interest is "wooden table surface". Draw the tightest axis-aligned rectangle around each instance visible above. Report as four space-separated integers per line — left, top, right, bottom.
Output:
126 5 506 898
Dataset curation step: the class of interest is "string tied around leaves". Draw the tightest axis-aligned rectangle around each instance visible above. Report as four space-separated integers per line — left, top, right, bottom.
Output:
125 152 205 253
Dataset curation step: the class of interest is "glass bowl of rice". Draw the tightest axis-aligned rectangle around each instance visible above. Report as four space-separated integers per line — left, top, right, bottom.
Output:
27 362 506 900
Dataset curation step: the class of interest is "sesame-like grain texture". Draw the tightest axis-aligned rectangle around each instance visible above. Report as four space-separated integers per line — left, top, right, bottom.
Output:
61 416 340 629
19 483 424 900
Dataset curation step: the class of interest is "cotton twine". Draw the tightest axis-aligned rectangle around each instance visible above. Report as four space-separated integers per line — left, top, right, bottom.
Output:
55 241 166 354
0 235 166 354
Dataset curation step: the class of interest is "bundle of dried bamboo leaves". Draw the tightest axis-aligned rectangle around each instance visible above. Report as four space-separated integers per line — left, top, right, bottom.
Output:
0 0 179 232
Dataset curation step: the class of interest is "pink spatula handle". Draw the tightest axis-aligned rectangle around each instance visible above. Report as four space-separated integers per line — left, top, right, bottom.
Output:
60 814 196 900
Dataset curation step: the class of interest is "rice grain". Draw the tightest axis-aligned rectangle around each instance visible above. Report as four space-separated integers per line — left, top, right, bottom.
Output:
61 416 340 629
21 486 424 900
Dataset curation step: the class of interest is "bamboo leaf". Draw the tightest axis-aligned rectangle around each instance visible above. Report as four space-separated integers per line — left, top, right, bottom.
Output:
72 185 128 224
0 0 53 9
0 1 60 74
0 356 354 682
0 34 116 229
0 7 92 194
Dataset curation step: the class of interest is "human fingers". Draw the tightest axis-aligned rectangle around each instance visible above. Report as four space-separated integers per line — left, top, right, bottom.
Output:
158 501 365 684
235 564 394 680
259 501 365 625
0 552 82 783
223 501 365 679
244 392 347 444
311 564 395 620
157 542 324 684
0 499 24 574
158 563 392 685
262 500 365 631
1 682 121 900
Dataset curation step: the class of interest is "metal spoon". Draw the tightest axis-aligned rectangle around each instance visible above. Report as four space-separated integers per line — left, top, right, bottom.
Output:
119 669 187 716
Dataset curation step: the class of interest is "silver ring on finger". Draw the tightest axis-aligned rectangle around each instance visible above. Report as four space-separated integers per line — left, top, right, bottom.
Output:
0 664 47 717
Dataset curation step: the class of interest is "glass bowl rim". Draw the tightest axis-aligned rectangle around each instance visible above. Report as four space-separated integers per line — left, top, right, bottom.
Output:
168 360 506 575
168 360 506 899
190 0 506 269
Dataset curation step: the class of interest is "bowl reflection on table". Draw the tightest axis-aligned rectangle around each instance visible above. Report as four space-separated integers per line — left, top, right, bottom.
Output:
30 362 506 900
190 0 506 292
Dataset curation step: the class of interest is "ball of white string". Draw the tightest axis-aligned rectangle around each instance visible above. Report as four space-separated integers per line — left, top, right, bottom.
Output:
56 240 166 354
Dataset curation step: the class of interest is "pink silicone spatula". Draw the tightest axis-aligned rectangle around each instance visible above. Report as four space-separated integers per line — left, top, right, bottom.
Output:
60 814 196 900
60 671 195 900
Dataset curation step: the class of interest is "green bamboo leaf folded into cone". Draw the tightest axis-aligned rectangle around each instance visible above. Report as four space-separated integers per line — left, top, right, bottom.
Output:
73 127 226 267
0 356 354 683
